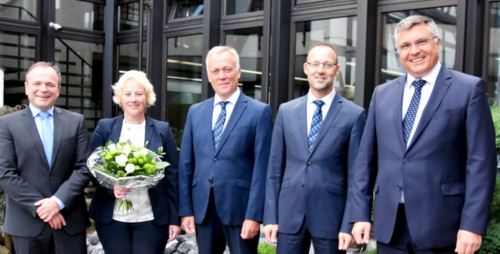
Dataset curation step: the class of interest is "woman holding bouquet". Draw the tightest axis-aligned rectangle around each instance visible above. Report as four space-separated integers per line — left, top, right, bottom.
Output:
89 70 180 254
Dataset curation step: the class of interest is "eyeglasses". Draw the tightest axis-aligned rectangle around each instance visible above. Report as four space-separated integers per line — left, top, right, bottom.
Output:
397 36 438 52
306 61 337 70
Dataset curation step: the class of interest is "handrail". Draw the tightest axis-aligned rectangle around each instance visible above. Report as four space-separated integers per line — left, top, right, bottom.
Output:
56 38 93 68
0 4 36 21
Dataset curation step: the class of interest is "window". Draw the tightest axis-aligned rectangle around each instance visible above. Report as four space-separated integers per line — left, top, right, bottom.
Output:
0 31 36 106
226 0 263 15
165 34 203 145
55 39 103 130
380 7 457 83
488 2 500 104
0 0 37 21
56 0 104 31
167 0 203 20
294 17 357 100
225 27 264 101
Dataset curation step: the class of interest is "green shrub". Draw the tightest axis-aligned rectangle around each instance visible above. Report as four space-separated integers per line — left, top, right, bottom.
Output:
258 243 276 254
490 104 500 149
480 180 500 253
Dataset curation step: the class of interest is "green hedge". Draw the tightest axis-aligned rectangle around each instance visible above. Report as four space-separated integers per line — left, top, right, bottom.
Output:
480 180 500 253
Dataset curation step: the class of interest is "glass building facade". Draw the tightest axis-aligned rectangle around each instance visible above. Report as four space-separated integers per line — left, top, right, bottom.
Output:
0 0 498 139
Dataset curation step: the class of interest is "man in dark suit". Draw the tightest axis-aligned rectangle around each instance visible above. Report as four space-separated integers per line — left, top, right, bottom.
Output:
263 43 365 253
0 62 91 253
350 15 497 254
178 46 273 254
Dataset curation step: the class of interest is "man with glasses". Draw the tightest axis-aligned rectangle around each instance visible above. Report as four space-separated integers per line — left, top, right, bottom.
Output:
263 43 365 253
350 15 496 254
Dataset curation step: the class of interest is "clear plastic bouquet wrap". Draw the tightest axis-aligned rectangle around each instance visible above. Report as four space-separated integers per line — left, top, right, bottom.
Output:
87 140 170 212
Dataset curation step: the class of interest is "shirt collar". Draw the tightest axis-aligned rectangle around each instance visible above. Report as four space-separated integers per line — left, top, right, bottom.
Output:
29 103 55 117
407 61 441 88
214 88 240 106
307 88 336 105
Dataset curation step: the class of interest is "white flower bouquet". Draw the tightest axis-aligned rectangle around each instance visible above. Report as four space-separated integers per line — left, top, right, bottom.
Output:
87 140 170 212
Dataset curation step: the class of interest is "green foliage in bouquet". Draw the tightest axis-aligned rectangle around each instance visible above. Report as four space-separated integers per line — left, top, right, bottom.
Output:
96 140 169 178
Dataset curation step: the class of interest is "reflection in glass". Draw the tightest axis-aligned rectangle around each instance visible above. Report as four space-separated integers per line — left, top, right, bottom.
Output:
0 32 35 106
56 0 104 31
488 2 500 105
381 7 457 84
294 17 357 100
226 27 264 101
167 0 203 20
119 1 147 31
118 42 146 72
0 0 36 21
166 35 203 145
226 0 263 15
55 39 103 131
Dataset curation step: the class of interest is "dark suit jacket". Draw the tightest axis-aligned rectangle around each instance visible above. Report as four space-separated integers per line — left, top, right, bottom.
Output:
88 115 179 226
178 93 273 226
263 93 365 239
0 107 91 237
350 66 497 248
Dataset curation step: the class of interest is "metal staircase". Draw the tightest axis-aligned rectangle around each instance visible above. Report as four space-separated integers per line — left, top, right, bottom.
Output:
0 4 101 132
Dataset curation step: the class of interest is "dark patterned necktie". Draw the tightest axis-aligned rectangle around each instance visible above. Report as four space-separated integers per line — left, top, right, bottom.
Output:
308 100 325 153
403 79 426 145
213 101 229 149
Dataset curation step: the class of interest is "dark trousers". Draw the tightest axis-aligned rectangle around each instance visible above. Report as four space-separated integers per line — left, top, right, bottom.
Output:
277 218 344 254
12 224 86 254
95 220 169 254
195 188 259 254
377 204 456 254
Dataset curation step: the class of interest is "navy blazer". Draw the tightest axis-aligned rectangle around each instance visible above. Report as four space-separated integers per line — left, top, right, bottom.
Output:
350 66 497 248
178 93 273 226
264 94 365 239
0 107 91 237
88 115 179 226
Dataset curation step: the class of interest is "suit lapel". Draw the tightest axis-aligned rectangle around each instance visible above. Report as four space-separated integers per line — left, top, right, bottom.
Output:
309 94 343 155
51 107 65 169
110 116 124 143
215 94 248 155
145 116 154 147
20 108 49 167
297 97 309 154
392 76 407 152
407 66 451 150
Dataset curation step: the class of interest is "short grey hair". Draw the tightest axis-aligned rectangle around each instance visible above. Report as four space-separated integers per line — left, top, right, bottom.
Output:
395 15 440 43
205 46 240 72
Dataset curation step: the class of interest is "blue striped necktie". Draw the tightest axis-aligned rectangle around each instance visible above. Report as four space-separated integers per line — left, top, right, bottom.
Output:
213 101 229 149
308 100 325 153
403 79 426 145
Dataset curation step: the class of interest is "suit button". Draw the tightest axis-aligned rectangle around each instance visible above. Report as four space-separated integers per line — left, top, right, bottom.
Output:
302 184 305 188
403 158 408 164
213 158 217 161
397 185 402 190
307 162 311 166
